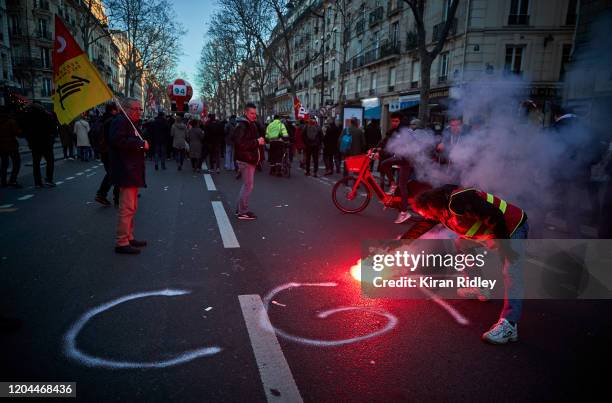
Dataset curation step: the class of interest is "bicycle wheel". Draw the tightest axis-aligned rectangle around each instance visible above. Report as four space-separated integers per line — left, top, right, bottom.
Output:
332 176 372 213
282 155 291 178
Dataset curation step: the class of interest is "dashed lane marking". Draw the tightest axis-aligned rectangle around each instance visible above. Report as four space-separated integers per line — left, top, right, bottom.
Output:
86 173 97 177
76 172 84 176
239 295 303 403
204 174 217 191
211 201 240 248
17 194 34 201
56 181 64 185
66 177 75 180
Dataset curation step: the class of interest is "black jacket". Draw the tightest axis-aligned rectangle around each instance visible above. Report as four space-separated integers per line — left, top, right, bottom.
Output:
323 123 341 153
150 115 170 147
20 106 57 150
365 122 382 149
109 115 146 188
234 117 261 165
303 123 323 147
205 119 225 147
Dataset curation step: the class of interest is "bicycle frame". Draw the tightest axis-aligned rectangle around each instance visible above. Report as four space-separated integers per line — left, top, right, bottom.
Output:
348 151 402 209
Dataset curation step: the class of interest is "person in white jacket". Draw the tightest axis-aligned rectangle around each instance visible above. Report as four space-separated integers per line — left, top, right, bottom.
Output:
74 116 91 161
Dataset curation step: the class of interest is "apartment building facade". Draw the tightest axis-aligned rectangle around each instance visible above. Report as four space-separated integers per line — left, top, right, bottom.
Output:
262 0 577 126
3 0 148 112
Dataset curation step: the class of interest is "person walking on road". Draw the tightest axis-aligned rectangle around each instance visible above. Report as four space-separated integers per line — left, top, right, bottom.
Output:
403 184 529 344
339 117 366 176
0 106 23 188
21 103 58 188
224 115 237 171
109 98 149 254
150 111 170 170
59 123 75 160
187 120 205 172
74 115 92 162
234 103 265 220
94 102 120 206
171 116 188 171
323 118 341 175
205 114 224 173
303 118 323 177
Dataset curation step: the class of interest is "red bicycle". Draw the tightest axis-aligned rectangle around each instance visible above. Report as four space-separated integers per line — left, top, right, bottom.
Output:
332 149 431 214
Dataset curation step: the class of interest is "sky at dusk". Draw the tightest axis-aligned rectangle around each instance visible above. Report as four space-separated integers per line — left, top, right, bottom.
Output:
171 0 218 98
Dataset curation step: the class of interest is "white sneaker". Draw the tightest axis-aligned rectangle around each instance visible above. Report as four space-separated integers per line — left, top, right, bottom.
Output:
482 318 518 344
457 286 491 302
394 211 411 224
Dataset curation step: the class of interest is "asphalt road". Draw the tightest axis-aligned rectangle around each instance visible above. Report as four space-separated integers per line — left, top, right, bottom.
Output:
0 156 609 402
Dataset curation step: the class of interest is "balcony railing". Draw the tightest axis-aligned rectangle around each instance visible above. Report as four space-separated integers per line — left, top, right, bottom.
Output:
411 81 419 89
438 75 447 84
380 40 401 57
36 30 53 41
355 19 365 36
432 18 457 42
33 0 50 12
352 54 365 69
340 62 350 74
387 0 403 16
508 14 530 25
13 57 43 69
369 6 384 27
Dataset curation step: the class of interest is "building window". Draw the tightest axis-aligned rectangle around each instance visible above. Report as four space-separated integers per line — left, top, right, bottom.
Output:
560 43 572 81
438 53 449 83
356 76 362 93
389 66 396 87
504 45 524 75
411 60 420 88
38 18 48 37
42 78 52 97
391 22 399 46
443 0 452 21
40 47 51 68
566 0 578 25
508 0 529 25
370 72 377 92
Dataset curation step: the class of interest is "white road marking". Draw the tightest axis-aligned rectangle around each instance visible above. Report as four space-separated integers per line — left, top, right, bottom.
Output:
211 201 240 248
64 289 222 369
86 173 97 177
0 204 13 208
92 166 99 169
66 176 75 180
202 161 209 171
419 288 470 326
56 181 64 185
76 172 84 176
18 194 34 201
204 174 217 191
262 282 398 347
239 295 303 403
85 169 92 172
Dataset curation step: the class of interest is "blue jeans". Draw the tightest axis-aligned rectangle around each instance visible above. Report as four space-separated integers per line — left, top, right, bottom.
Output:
500 221 529 323
224 144 234 170
236 161 255 214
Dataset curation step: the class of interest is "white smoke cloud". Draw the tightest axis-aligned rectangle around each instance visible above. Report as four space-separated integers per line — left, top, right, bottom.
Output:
385 74 601 226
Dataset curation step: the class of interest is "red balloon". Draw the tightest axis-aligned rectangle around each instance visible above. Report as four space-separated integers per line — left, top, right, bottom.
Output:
167 78 193 112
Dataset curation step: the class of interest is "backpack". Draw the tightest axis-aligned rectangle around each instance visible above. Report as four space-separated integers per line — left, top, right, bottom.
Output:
339 128 352 154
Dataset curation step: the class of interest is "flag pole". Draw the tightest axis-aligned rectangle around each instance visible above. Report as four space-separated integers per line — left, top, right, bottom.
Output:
114 96 144 141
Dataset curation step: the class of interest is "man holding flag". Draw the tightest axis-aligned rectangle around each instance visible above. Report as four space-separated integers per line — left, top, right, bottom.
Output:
52 16 148 254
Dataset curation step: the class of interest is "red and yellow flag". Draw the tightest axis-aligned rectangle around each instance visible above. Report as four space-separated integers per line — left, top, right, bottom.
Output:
52 15 113 124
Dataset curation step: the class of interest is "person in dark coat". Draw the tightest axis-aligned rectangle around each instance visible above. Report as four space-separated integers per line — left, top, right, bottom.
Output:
150 112 170 170
0 106 23 188
303 118 323 177
204 114 225 173
20 103 58 187
323 118 341 175
94 102 120 206
234 103 265 220
109 98 148 254
364 119 382 150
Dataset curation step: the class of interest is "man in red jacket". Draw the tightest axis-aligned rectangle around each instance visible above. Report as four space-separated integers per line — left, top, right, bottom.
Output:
233 103 265 220
402 184 529 344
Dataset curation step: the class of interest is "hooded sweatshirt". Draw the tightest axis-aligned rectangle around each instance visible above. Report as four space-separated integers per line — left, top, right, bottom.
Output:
171 122 188 149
